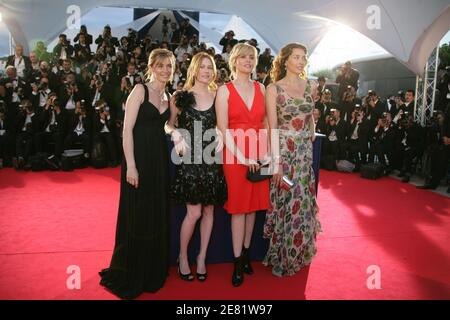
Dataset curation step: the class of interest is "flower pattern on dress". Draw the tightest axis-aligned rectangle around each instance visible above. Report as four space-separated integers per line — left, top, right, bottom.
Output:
263 82 322 277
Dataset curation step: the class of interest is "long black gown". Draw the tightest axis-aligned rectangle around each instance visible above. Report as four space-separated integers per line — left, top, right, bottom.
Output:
99 84 170 299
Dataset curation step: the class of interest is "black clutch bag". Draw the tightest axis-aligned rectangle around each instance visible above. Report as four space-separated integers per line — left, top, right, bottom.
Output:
246 162 272 183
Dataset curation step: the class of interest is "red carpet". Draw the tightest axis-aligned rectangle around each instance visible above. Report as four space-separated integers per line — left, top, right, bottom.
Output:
0 168 449 300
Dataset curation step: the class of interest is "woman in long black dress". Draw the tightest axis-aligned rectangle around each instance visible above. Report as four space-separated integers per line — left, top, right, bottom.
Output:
166 52 227 282
99 49 176 299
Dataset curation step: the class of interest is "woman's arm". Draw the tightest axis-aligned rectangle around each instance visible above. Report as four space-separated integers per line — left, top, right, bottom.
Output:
265 84 282 186
122 83 143 188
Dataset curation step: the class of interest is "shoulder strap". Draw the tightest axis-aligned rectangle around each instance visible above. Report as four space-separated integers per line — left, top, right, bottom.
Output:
142 83 149 103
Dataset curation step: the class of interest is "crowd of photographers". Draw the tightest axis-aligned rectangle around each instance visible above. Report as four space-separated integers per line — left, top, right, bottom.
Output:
314 61 450 192
0 17 449 191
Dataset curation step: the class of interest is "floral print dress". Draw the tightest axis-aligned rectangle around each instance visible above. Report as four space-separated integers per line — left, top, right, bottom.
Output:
263 82 322 277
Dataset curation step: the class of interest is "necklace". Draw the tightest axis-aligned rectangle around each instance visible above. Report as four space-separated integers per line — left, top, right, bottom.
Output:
148 83 165 110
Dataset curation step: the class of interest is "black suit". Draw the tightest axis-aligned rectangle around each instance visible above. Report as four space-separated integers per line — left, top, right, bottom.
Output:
315 100 338 120
346 118 370 166
53 43 74 60
74 33 93 46
6 55 32 78
93 112 117 163
34 108 68 158
64 113 92 154
14 111 40 160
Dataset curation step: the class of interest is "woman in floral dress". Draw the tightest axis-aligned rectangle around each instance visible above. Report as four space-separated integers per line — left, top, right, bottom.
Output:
263 43 322 277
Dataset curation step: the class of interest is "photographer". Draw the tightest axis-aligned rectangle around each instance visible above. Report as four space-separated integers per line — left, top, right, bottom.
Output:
59 73 82 114
6 44 32 79
121 63 141 90
13 100 39 169
64 101 91 159
35 96 68 160
323 108 348 166
30 76 52 111
0 66 31 117
219 30 238 53
88 71 108 113
368 112 395 168
74 33 92 66
92 100 118 167
174 35 193 62
315 89 337 121
57 59 77 88
336 61 359 102
341 86 361 122
53 34 74 61
74 25 93 46
95 25 119 51
365 90 387 128
417 111 448 190
346 106 370 170
313 108 327 134
395 112 424 183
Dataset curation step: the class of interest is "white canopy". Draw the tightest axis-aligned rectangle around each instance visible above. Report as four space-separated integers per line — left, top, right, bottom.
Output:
0 0 449 75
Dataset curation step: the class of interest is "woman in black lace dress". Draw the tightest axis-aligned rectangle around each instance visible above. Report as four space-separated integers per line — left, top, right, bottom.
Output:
166 52 227 282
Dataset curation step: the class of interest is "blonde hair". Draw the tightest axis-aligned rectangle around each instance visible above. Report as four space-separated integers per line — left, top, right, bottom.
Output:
184 52 218 91
270 43 308 82
145 48 176 82
228 43 258 80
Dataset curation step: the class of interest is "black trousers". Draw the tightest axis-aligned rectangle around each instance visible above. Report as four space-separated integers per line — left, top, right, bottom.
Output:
15 131 34 159
0 132 14 162
94 132 117 162
64 132 91 154
35 131 65 158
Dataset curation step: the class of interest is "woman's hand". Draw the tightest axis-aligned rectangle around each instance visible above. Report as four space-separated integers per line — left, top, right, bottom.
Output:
126 166 139 188
272 163 283 188
172 130 188 156
245 158 260 173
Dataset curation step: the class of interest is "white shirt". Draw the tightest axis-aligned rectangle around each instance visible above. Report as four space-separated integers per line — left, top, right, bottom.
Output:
39 89 51 107
14 56 26 78
22 113 34 131
60 47 67 60
65 96 76 110
45 111 56 132
174 45 193 62
11 78 20 103
74 116 85 136
351 123 359 140
92 89 101 107
0 118 5 136
100 116 111 133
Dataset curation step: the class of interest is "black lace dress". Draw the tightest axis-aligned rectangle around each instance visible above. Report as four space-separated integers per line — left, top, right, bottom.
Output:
171 98 227 206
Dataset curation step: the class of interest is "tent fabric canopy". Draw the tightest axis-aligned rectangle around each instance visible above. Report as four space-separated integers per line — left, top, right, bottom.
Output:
0 0 449 75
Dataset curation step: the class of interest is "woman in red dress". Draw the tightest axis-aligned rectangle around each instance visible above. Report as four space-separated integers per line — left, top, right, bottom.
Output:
216 43 270 287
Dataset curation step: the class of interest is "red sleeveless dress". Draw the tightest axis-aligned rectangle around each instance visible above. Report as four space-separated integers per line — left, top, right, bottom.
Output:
222 81 270 214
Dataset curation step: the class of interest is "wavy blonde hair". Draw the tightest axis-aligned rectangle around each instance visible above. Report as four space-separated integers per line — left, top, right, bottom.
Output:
145 48 176 82
228 43 258 80
184 52 218 92
270 43 308 82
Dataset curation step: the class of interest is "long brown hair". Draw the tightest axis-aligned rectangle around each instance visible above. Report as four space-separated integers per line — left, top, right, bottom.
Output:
270 43 308 82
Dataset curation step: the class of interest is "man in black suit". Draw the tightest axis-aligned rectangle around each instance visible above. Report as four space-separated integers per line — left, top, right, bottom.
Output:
323 108 348 163
336 61 359 102
313 108 326 134
95 25 119 51
347 106 370 170
315 89 337 121
6 44 32 79
0 66 31 117
219 30 238 53
74 25 93 46
93 100 118 167
0 101 13 168
13 100 40 169
64 103 91 158
34 96 68 160
53 34 74 61
395 113 424 183
74 33 92 66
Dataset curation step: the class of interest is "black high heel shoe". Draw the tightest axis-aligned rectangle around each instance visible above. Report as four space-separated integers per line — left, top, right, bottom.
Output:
196 256 208 282
241 246 254 275
177 258 194 282
232 255 244 287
